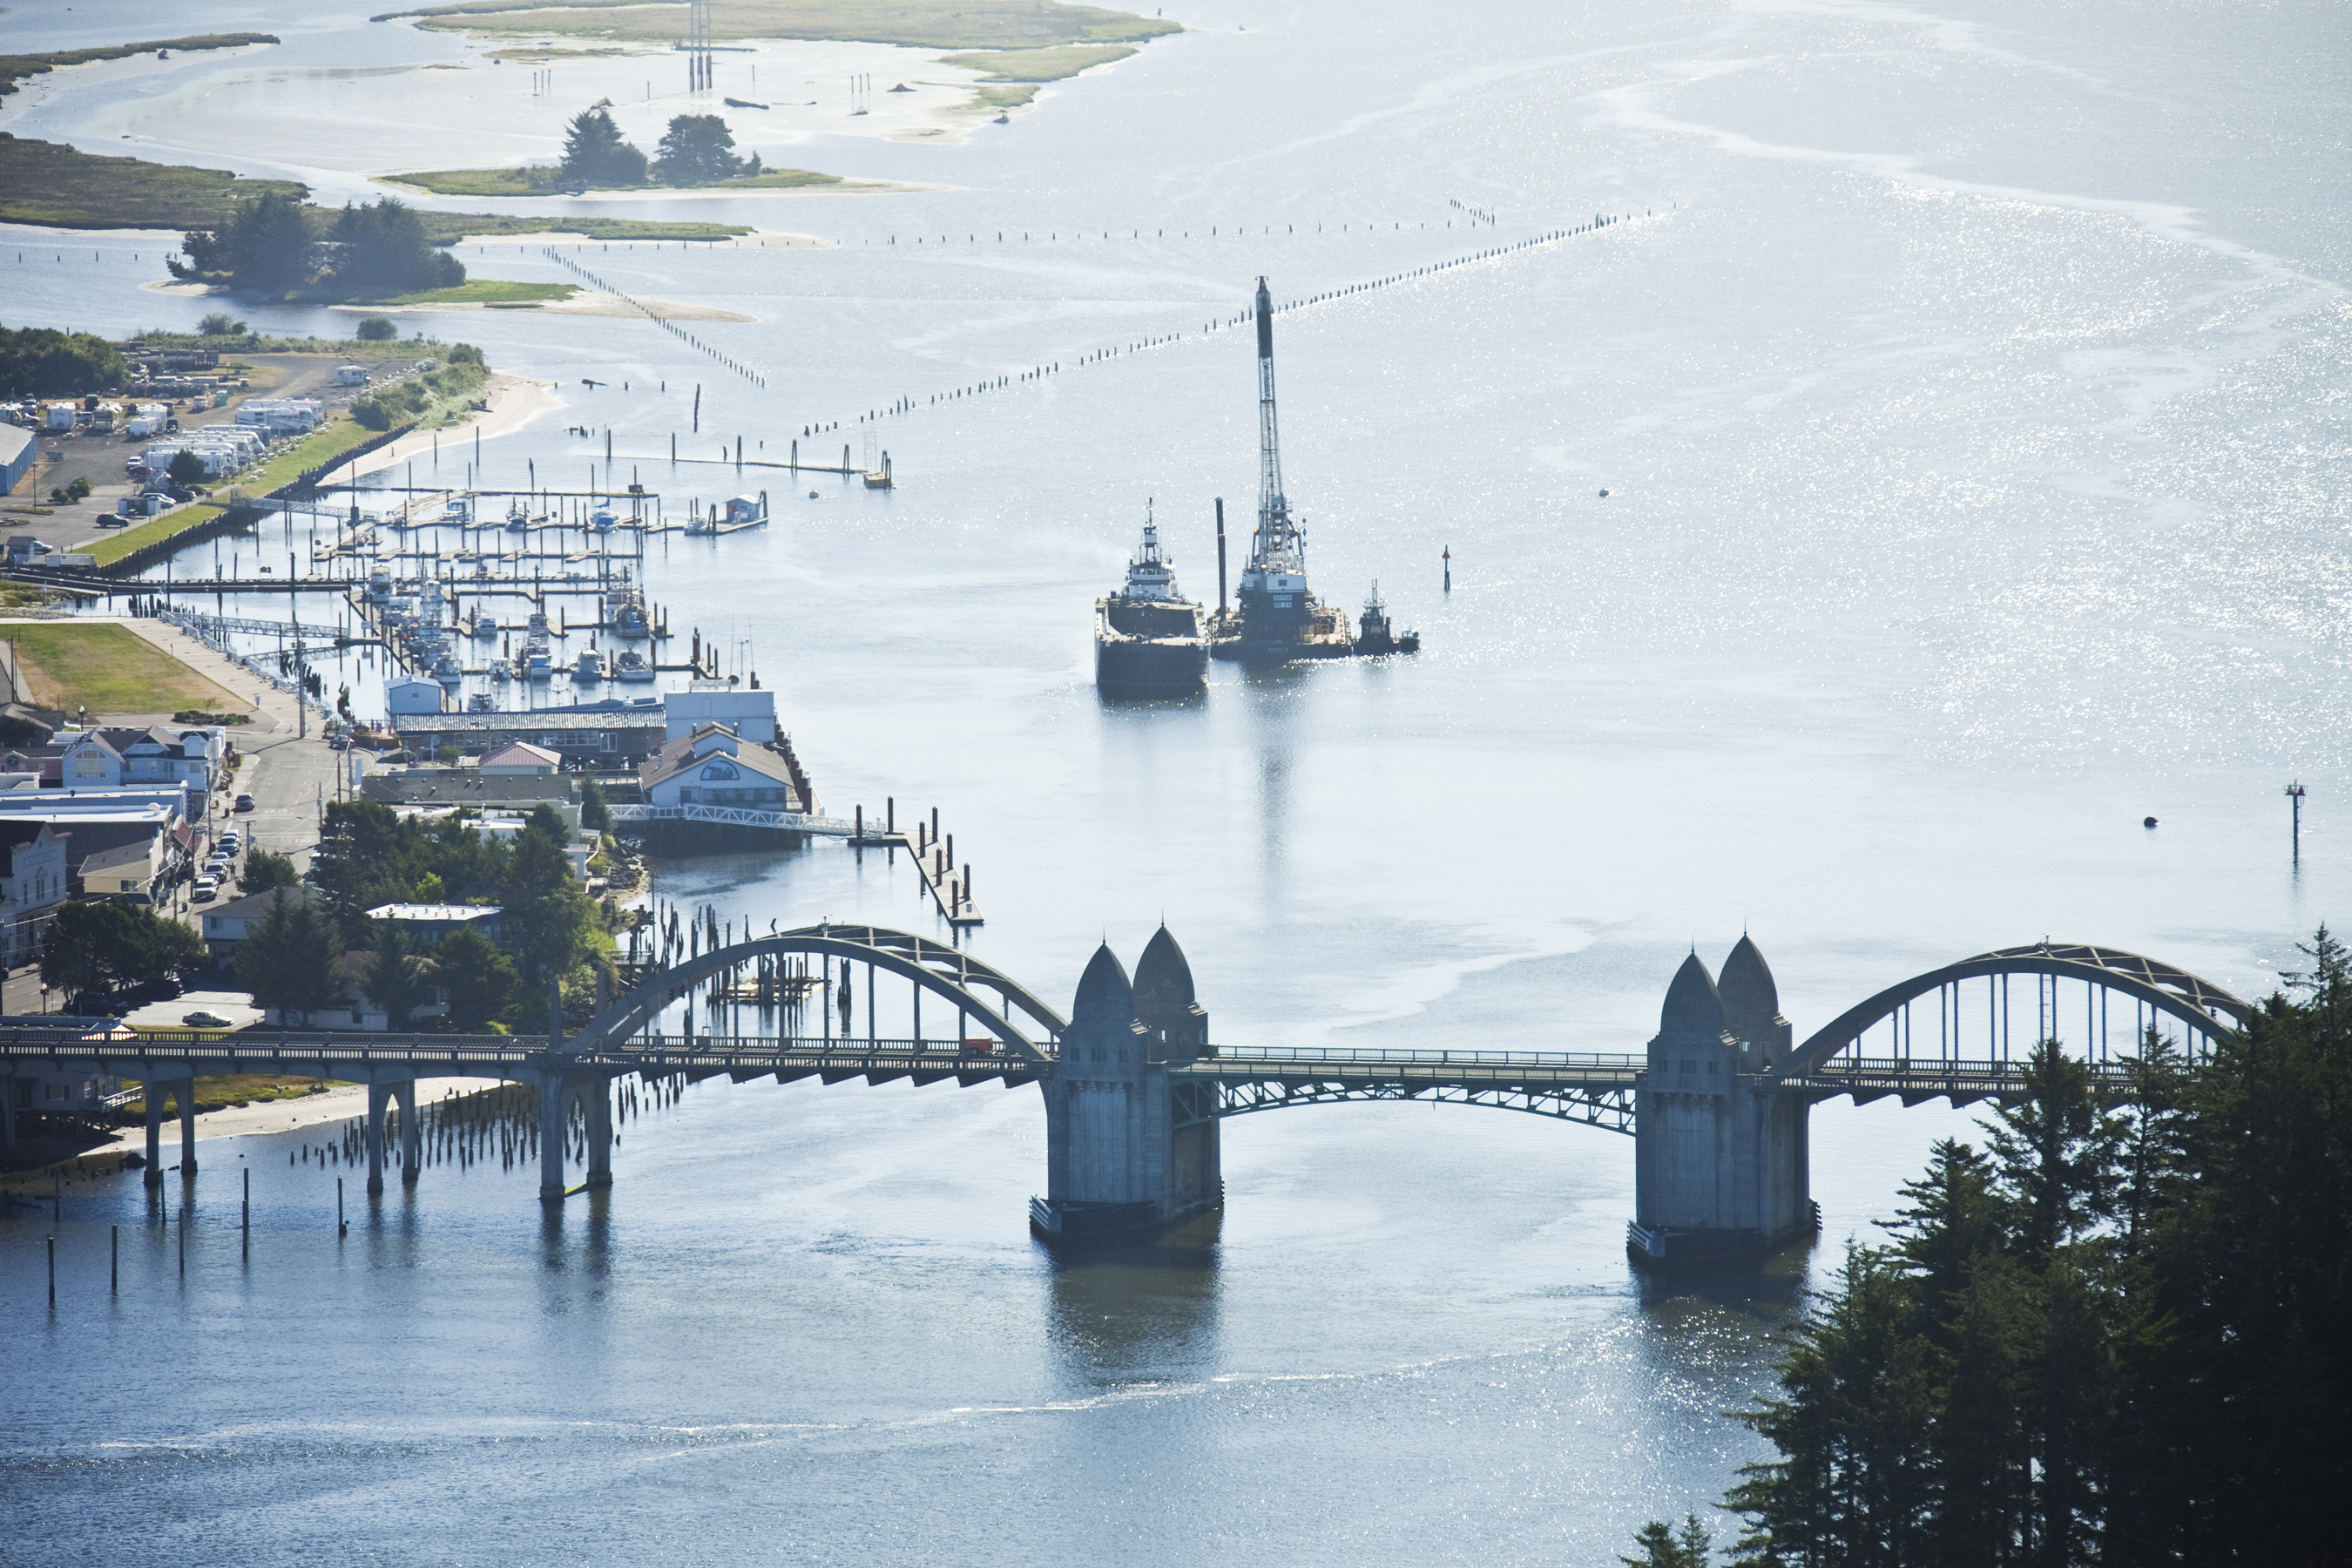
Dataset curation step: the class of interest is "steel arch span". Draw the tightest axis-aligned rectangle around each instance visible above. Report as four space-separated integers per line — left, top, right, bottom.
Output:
566 923 1065 1064
1776 941 2251 1080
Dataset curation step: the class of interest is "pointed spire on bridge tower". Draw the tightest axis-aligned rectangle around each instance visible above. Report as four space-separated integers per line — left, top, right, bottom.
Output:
1719 935 1794 1069
1134 924 1206 1064
1657 951 1729 1043
1071 943 1136 1033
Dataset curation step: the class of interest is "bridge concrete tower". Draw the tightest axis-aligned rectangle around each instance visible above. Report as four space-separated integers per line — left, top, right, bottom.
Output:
1033 929 1221 1239
1629 938 1814 1264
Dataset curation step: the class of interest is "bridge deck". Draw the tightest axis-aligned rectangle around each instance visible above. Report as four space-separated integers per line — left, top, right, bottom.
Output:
0 1029 2112 1111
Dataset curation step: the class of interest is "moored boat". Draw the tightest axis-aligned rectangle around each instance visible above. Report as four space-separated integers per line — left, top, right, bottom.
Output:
1095 501 1206 699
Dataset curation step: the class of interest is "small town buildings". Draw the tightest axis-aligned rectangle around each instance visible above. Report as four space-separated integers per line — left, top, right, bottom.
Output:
364 902 504 944
390 699 666 767
478 740 561 776
0 820 67 963
77 835 165 902
386 677 448 716
201 884 324 960
640 722 809 811
0 423 32 497
665 684 777 744
57 726 225 808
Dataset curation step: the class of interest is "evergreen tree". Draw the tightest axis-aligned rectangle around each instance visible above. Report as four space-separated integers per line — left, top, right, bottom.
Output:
38 902 207 1000
360 918 430 1029
239 848 298 895
233 889 341 1024
1623 1515 1713 1568
652 114 740 184
172 191 316 294
559 108 649 186
433 925 517 1031
322 197 463 299
579 773 612 833
502 805 597 987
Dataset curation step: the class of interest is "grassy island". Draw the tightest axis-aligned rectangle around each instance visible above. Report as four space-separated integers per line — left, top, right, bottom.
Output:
374 0 1181 51
0 136 750 239
383 165 841 198
0 33 279 99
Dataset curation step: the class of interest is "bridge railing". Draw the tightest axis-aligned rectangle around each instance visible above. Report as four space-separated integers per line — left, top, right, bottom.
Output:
1205 1045 1646 1068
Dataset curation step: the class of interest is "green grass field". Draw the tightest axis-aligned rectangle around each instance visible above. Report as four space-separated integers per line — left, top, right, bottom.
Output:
374 280 576 304
387 166 841 197
0 134 307 231
5 621 242 713
938 43 1136 80
84 503 228 568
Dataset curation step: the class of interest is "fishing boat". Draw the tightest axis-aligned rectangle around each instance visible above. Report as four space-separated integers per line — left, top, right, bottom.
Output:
573 646 606 682
505 502 531 534
613 649 655 683
525 647 553 681
431 652 463 685
591 507 618 531
467 692 496 712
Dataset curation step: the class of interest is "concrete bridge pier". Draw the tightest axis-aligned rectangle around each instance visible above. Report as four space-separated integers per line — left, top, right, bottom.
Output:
1629 937 1814 1265
395 1078 422 1185
365 1083 392 1196
1033 928 1220 1239
139 1075 198 1184
585 1078 614 1190
537 1073 568 1201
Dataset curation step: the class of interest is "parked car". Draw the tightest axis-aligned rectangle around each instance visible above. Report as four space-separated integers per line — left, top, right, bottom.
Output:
233 793 254 811
217 831 240 850
94 513 129 528
192 877 219 902
182 1010 232 1028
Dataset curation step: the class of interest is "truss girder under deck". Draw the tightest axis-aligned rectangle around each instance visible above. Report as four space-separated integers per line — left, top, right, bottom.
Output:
1173 1071 1637 1135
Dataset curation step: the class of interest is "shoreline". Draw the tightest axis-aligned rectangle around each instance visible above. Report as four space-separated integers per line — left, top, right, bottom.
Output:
338 370 565 484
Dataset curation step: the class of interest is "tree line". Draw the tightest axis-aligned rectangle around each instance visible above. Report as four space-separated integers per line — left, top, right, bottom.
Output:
556 109 760 188
1627 929 2352 1566
0 324 130 398
169 193 463 299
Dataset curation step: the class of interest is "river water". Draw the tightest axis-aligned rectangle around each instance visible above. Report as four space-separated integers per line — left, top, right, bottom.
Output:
3 0 2347 1561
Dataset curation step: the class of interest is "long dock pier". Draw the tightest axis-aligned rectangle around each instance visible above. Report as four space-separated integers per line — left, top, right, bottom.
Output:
851 800 983 927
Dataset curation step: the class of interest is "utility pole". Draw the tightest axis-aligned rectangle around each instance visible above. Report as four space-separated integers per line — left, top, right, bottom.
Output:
2287 781 2307 862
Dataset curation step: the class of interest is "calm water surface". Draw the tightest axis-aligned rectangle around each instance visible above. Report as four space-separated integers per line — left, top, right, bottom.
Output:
3 0 2347 1560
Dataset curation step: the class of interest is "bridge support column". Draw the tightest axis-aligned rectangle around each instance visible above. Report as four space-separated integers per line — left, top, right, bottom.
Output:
365 1082 390 1196
1629 942 1814 1266
538 1073 569 1201
395 1078 422 1185
144 1085 165 1186
585 1078 613 1189
179 1078 199 1177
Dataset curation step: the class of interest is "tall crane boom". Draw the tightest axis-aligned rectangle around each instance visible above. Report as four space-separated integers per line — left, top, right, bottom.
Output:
1252 276 1296 569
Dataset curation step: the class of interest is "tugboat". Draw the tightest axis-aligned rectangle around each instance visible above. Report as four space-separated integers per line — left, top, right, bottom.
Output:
1095 500 1206 699
1355 582 1420 655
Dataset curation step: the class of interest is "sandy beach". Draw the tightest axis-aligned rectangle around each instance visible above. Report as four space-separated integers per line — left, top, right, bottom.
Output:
341 369 564 483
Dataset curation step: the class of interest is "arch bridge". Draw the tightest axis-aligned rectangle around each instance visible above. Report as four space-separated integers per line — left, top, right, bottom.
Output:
0 926 2247 1260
